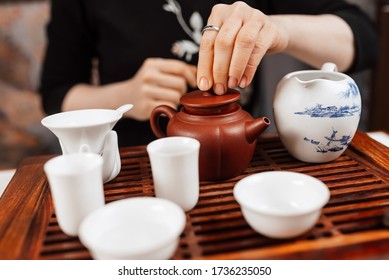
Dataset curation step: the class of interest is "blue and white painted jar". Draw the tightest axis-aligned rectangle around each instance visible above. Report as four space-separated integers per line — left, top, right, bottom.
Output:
273 63 361 163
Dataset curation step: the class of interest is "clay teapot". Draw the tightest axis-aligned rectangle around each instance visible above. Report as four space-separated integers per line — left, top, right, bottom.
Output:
150 88 270 181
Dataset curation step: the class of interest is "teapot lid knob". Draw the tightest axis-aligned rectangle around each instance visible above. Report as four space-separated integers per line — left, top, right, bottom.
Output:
321 62 338 72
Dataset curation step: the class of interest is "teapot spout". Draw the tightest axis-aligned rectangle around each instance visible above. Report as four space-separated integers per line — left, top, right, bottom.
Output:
245 117 271 143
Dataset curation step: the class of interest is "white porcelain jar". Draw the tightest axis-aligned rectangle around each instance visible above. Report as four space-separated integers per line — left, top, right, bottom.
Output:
273 63 361 163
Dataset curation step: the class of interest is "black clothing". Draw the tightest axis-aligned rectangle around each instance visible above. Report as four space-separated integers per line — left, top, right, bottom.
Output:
40 0 378 147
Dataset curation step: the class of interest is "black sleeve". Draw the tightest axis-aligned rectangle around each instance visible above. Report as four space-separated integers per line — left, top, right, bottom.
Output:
269 0 378 73
39 0 95 115
332 9 378 73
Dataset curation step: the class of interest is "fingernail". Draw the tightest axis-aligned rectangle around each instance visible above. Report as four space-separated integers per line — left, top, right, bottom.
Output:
228 76 238 88
239 75 247 88
199 77 209 91
214 83 226 95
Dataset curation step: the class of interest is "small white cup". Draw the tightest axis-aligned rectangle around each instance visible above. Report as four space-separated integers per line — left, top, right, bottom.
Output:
147 137 200 212
44 153 106 236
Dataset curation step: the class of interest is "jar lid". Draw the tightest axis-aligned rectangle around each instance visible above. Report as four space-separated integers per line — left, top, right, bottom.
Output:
180 88 240 108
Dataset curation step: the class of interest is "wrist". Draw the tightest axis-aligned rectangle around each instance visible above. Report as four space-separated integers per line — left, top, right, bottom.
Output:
268 15 292 54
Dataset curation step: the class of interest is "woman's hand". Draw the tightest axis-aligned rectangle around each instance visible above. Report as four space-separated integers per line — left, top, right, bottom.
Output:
197 1 288 95
122 58 196 120
63 58 196 121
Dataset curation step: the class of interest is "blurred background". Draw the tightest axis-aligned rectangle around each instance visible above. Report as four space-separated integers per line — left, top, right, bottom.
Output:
0 0 51 171
0 0 387 175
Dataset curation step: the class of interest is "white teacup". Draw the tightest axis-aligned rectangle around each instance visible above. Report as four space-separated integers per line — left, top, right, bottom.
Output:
79 197 186 260
234 171 330 239
41 104 133 182
44 153 106 236
147 137 200 212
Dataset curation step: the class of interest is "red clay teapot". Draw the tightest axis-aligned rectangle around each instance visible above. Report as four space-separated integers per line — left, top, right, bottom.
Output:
150 89 270 181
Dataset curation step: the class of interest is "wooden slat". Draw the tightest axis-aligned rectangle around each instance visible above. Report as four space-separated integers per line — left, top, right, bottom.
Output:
0 131 388 260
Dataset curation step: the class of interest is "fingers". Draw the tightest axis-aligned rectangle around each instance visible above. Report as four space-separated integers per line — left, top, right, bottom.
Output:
162 60 197 89
197 2 275 94
151 71 188 94
127 82 181 121
128 58 197 121
197 4 228 93
147 58 197 88
197 29 219 92
212 17 243 94
228 11 263 88
179 64 197 88
210 3 256 94
143 84 182 104
131 99 178 121
241 22 273 87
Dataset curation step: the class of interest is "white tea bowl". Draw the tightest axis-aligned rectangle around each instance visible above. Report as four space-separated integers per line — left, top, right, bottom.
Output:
234 171 330 239
78 197 186 259
41 104 133 182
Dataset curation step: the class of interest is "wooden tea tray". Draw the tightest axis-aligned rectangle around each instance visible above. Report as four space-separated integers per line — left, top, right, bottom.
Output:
0 131 388 260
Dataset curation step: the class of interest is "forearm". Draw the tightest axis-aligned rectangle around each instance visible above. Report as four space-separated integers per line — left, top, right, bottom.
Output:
62 82 127 112
270 14 355 72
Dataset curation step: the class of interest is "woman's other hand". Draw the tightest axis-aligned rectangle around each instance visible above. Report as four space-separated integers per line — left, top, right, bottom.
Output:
122 58 196 120
63 58 196 121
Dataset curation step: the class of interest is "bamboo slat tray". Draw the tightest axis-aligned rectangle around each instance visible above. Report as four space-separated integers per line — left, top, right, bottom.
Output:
0 131 388 260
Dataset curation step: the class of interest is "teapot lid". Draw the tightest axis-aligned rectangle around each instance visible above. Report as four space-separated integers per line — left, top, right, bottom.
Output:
180 88 240 108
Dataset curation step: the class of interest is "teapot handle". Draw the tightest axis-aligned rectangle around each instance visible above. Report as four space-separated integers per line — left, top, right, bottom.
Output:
150 105 177 138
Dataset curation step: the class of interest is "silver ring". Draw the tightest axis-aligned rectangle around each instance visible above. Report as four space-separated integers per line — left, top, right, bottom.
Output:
201 25 220 35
